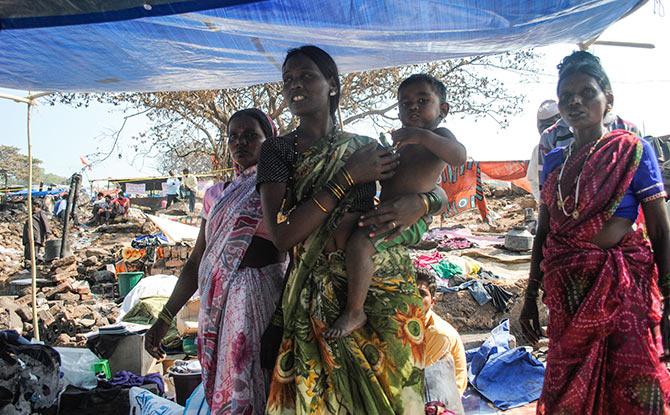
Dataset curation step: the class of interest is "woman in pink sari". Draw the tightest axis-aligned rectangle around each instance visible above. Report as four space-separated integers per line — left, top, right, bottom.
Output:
145 108 288 414
519 51 670 414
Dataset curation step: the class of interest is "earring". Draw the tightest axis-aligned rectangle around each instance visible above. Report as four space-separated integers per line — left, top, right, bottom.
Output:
329 91 337 96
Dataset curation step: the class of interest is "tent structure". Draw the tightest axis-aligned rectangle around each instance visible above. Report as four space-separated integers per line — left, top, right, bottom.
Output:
0 0 645 92
0 0 648 343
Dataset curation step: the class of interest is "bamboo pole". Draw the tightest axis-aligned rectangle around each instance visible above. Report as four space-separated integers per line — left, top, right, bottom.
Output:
26 100 40 341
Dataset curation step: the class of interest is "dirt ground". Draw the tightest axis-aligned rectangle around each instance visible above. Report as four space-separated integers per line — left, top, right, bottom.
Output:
423 186 547 346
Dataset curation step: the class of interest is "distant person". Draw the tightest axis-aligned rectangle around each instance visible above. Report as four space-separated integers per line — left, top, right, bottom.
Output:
182 168 198 213
53 194 68 222
90 192 106 221
165 170 180 209
111 192 130 220
95 195 113 224
23 199 50 265
527 100 561 201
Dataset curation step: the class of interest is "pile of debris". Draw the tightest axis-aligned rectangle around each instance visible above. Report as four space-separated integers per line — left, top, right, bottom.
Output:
3 255 120 346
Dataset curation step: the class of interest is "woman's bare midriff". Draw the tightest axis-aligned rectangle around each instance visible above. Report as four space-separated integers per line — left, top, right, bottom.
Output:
239 236 283 268
590 216 635 249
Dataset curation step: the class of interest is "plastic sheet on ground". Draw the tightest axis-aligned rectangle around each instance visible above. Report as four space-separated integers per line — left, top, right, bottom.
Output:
0 1 643 92
55 347 99 390
466 320 545 411
119 274 179 319
146 214 199 244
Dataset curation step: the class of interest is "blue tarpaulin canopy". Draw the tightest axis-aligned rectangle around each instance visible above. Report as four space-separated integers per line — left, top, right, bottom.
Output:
0 0 644 92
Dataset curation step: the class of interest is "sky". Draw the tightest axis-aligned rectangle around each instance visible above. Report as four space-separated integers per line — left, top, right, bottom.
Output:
1 1 668 185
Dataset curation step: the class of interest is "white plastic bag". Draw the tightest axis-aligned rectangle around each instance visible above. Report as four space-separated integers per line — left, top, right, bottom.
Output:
129 387 183 415
54 347 99 390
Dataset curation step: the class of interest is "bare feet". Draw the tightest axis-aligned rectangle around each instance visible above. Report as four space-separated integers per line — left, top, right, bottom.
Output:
324 309 367 338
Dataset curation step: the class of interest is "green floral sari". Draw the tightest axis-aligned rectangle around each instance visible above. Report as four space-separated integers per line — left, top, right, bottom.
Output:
267 131 425 415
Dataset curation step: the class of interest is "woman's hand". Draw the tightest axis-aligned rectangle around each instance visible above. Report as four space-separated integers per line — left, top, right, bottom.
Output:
661 298 670 361
519 297 543 344
344 143 399 184
358 194 425 240
144 320 169 360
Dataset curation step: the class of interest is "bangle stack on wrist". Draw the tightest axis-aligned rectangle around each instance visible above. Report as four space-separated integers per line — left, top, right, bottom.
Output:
421 191 442 215
325 168 353 201
158 307 174 325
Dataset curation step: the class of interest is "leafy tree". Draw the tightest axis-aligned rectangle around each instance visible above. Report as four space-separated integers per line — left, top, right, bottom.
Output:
54 50 538 173
0 145 68 186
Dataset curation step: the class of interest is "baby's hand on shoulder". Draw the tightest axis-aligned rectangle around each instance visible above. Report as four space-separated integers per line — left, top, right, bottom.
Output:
391 127 428 149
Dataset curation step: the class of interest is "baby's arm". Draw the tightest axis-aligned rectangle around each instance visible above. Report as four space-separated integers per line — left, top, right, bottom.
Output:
392 127 467 166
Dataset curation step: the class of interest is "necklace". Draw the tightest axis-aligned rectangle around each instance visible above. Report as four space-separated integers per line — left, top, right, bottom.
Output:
556 133 608 219
276 127 338 224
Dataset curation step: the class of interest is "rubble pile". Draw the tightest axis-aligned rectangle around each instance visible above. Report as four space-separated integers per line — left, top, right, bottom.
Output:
0 208 29 282
4 255 120 346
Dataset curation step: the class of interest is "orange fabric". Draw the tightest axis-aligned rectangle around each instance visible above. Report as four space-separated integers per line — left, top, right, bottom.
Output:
441 160 530 221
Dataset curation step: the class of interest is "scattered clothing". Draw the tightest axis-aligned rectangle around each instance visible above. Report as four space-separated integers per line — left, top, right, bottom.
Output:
131 233 169 248
437 236 475 251
0 330 63 413
413 251 444 268
431 260 463 280
482 283 515 313
102 371 165 395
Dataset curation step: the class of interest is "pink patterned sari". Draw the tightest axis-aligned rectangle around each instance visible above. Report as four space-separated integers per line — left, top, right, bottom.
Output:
198 166 287 414
539 130 670 414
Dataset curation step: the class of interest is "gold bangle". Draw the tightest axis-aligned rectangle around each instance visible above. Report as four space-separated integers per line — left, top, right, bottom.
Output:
326 183 343 200
332 181 346 196
420 194 430 216
341 168 355 186
312 196 329 214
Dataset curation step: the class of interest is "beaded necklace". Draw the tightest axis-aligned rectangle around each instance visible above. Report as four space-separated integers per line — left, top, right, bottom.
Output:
556 132 608 219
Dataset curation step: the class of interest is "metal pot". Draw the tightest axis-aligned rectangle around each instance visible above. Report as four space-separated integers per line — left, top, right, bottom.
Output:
504 226 534 252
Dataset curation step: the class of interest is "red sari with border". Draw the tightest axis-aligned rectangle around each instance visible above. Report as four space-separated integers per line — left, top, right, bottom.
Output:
538 130 670 414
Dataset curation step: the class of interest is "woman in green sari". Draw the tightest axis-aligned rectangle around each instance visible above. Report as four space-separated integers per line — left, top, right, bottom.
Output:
257 45 446 414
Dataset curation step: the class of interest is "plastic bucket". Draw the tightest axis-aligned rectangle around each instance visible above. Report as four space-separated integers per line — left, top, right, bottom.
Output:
44 239 71 261
172 373 201 406
117 271 144 298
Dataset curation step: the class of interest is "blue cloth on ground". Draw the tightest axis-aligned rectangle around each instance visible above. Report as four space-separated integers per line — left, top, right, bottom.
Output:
466 319 545 410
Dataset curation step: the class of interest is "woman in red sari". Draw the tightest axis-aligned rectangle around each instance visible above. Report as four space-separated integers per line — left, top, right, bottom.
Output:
519 51 670 414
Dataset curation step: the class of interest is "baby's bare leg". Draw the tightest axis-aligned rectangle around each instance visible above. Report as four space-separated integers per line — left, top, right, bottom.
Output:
324 227 376 338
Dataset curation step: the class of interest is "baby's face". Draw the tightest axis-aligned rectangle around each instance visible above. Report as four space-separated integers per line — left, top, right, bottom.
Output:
398 82 443 129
